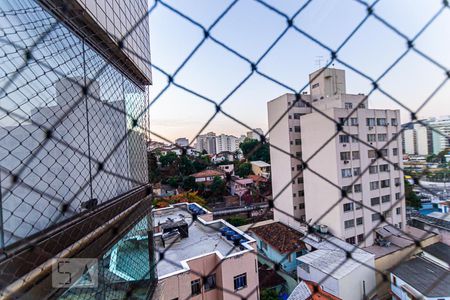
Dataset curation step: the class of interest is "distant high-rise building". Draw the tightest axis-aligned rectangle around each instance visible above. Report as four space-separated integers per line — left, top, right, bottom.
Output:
268 68 406 247
401 122 433 156
215 134 239 153
428 116 450 154
196 132 217 154
175 137 189 147
246 128 264 141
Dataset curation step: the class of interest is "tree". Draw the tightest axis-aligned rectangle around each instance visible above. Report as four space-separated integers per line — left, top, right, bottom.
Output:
193 155 210 172
167 176 181 188
260 288 278 300
239 138 270 163
210 176 226 199
182 176 198 191
147 152 160 183
236 162 252 177
159 151 178 168
405 180 421 209
179 155 195 176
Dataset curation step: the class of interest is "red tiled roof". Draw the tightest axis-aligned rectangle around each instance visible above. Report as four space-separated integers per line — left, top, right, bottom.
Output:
190 169 224 178
247 174 268 183
306 281 341 300
250 222 306 254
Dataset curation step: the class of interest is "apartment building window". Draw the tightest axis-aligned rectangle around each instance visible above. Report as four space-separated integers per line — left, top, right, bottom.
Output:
393 148 398 156
345 102 353 109
299 203 305 209
382 195 391 203
346 237 356 245
369 166 378 174
383 210 392 218
296 151 302 157
343 203 354 212
234 273 247 290
359 103 366 108
295 139 301 145
398 222 402 229
381 179 390 188
291 167 294 171
299 191 304 197
297 164 302 171
372 213 381 221
357 234 364 243
354 184 362 193
340 151 351 161
356 217 363 225
339 135 350 143
367 134 376 142
341 168 352 178
377 118 387 126
204 274 217 291
380 149 388 157
343 185 353 195
294 126 301 132
395 192 400 200
379 164 389 172
370 197 380 206
394 163 400 170
394 178 401 186
297 177 303 184
293 193 296 197
290 141 293 145
344 219 355 229
289 115 292 119
293 113 301 119
289 128 292 132
353 167 361 176
191 279 201 295
368 150 377 158
350 117 358 126
355 201 362 209
396 207 401 215
391 118 398 126
366 118 376 126
339 118 349 126
294 206 297 210
378 134 387 141
352 151 360 160
351 134 359 142
370 181 379 190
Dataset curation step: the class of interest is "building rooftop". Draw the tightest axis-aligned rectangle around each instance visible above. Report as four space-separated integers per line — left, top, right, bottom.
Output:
299 233 374 280
250 160 270 167
363 225 437 259
247 174 268 183
250 222 306 254
190 169 224 178
288 280 340 300
258 264 286 289
422 242 450 265
153 204 254 279
391 256 450 298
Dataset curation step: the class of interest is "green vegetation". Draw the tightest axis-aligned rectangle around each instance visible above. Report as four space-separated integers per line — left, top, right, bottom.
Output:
260 288 278 300
225 216 248 227
405 180 421 209
236 162 252 177
239 138 270 163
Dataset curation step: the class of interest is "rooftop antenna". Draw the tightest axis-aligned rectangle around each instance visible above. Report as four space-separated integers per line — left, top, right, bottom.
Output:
315 56 324 68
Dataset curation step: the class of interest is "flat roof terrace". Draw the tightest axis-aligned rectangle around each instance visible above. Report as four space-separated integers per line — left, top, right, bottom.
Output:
153 204 253 278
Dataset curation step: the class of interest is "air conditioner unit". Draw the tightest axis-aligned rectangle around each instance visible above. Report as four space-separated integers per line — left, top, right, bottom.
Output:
369 126 374 130
343 144 347 147
344 160 349 164
371 158 377 163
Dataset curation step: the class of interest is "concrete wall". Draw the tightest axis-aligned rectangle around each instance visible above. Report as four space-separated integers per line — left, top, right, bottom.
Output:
338 257 376 300
297 263 340 297
390 273 450 300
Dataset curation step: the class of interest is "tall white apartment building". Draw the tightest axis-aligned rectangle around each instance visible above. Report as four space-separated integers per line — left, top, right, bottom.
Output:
196 132 217 154
246 128 264 141
428 115 450 154
268 68 406 247
215 134 239 153
401 122 432 156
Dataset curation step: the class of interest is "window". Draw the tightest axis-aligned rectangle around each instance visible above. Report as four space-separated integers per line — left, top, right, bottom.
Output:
343 203 354 212
294 206 297 210
261 240 268 250
393 148 398 156
299 261 310 273
398 222 402 229
370 197 380 206
234 273 247 290
312 83 319 89
394 163 400 170
392 275 397 286
376 118 387 126
395 192 400 200
372 213 381 221
350 117 358 126
367 134 376 142
366 118 375 126
340 151 351 161
351 134 359 143
295 139 301 145
379 164 389 172
382 195 391 203
353 167 361 176
394 178 401 186
339 118 349 126
396 207 401 215
204 274 216 291
391 118 398 126
299 191 304 197
358 103 366 109
378 134 387 141
191 279 201 295
289 128 292 132
293 113 301 119
355 201 362 209
380 149 388 157
294 126 301 132
369 166 378 174
288 115 292 119
339 135 350 143
343 185 353 195
381 179 390 188
293 193 296 197
370 181 379 190
357 234 364 243
356 217 363 225
352 151 360 160
297 164 302 171
346 237 356 245
344 219 355 229
341 168 352 178
297 177 303 184
345 102 353 109
383 210 391 218
354 184 362 193
290 141 293 145
299 203 305 209
368 150 377 158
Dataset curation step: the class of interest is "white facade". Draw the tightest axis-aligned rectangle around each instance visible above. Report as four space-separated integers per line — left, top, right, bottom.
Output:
247 128 264 141
196 132 217 154
429 115 450 154
401 122 432 155
215 134 239 153
175 137 189 147
267 68 406 247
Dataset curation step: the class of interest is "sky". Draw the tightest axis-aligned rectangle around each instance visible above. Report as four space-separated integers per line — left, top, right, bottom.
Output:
147 0 450 144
